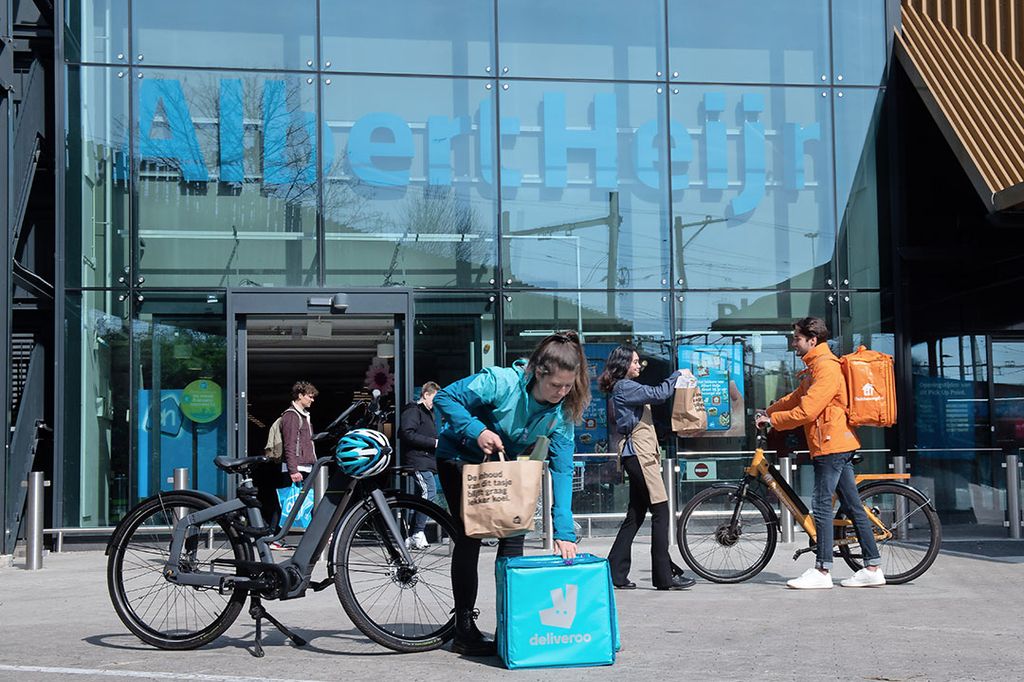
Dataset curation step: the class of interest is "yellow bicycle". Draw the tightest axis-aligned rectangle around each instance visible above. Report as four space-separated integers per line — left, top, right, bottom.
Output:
676 429 941 584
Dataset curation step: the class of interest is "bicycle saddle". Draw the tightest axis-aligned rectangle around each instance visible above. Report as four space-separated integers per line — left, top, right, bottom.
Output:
214 455 269 473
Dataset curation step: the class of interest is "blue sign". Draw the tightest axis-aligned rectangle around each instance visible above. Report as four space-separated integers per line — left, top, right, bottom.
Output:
677 344 746 435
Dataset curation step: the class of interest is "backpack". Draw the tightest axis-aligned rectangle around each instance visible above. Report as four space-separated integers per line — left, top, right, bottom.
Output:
839 346 897 427
264 407 301 461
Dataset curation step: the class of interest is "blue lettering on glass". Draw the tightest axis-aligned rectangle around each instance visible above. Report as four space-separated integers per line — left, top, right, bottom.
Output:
730 93 765 216
635 119 690 190
783 122 821 190
703 92 728 191
478 98 522 187
543 92 617 189
139 79 208 182
348 112 414 187
218 79 244 183
427 115 469 186
133 79 824 217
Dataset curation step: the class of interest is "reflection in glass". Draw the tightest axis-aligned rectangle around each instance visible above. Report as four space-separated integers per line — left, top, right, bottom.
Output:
498 0 664 80
499 81 669 289
322 0 494 76
63 0 129 64
63 291 130 527
412 294 497 387
133 294 228 501
841 291 895 451
134 70 318 287
322 76 497 287
668 0 829 85
66 66 130 288
836 88 884 288
670 85 834 289
832 0 888 86
132 0 316 70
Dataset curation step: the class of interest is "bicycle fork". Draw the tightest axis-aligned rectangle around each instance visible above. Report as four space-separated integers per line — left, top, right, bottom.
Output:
369 488 417 569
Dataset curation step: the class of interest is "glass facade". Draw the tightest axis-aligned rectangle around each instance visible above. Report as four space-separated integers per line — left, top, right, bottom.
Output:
61 0 895 528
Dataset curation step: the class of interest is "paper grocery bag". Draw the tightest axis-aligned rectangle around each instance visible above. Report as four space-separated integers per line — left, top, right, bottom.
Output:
672 370 708 434
461 451 543 539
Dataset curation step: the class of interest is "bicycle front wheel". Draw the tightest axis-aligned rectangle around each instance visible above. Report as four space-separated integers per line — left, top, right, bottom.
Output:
677 485 777 583
334 493 456 652
836 484 941 584
107 491 251 650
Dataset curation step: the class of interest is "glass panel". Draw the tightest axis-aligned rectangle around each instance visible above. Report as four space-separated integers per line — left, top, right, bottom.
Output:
66 66 131 288
63 0 128 64
668 0 829 85
499 81 669 288
832 0 888 86
503 291 671 455
497 0 664 81
835 88 885 288
991 341 1024 451
134 70 318 287
132 0 316 70
911 336 991 451
322 76 498 288
909 451 1006 539
670 85 834 289
675 290 835 453
839 291 895 452
321 0 494 77
133 293 229 500
412 294 497 386
62 291 130 527
572 454 630 518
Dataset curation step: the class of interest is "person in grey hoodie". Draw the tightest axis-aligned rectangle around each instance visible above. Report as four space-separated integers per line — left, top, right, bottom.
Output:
599 345 695 591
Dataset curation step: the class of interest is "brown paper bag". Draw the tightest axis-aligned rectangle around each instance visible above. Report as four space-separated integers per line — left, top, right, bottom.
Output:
460 451 543 539
672 371 708 434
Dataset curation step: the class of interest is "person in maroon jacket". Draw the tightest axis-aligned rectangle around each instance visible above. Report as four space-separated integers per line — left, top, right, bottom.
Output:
272 381 318 549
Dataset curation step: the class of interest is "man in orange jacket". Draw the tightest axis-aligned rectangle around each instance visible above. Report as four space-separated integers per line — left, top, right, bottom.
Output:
755 317 885 589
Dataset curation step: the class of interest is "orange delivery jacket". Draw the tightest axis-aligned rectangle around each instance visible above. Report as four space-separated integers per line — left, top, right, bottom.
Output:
765 343 860 457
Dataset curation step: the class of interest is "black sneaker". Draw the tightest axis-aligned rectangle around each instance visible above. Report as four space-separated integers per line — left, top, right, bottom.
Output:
657 574 696 590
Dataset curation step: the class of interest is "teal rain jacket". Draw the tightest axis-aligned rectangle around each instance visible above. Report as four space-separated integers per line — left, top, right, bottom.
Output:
434 360 577 541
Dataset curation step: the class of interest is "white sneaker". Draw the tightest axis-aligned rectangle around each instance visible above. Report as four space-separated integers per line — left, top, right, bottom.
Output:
405 531 429 550
841 567 886 587
786 568 834 589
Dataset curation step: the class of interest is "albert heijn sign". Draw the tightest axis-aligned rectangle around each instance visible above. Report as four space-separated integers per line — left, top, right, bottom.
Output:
134 78 823 216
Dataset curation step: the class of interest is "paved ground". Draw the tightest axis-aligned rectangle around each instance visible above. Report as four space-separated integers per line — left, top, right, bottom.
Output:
1 536 1022 681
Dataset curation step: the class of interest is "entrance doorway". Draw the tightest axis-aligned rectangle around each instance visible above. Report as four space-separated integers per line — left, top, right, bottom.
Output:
227 290 413 459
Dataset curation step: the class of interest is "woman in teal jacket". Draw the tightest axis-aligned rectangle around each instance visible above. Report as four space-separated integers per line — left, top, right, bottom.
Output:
434 331 589 657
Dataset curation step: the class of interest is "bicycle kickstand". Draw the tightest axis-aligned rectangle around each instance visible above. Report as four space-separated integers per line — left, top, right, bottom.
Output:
248 595 308 658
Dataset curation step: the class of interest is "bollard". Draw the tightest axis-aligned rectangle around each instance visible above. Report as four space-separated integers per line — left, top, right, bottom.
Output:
891 455 908 541
24 472 48 570
168 468 190 522
663 458 677 545
778 456 794 544
314 467 330 561
541 463 553 551
1007 453 1021 540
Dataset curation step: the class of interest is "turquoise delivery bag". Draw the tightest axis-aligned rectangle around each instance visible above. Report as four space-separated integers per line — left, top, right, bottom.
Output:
495 553 620 669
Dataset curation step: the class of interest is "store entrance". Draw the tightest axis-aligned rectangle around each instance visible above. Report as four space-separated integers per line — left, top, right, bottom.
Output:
227 290 413 459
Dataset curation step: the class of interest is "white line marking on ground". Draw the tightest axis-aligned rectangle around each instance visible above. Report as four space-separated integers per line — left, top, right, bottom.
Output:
0 664 324 682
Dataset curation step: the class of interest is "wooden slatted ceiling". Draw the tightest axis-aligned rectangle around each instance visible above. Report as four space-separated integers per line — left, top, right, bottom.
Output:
897 1 1024 210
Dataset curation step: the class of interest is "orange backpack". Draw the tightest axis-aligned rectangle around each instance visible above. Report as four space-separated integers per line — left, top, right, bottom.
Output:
839 346 897 427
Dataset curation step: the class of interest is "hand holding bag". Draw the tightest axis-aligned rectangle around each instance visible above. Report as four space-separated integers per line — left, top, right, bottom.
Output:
671 369 708 434
461 450 543 539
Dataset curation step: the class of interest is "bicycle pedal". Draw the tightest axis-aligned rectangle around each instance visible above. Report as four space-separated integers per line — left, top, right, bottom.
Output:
218 577 236 595
309 577 334 592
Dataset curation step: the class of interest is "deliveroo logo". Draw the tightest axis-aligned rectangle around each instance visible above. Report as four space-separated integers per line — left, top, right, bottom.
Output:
539 584 578 629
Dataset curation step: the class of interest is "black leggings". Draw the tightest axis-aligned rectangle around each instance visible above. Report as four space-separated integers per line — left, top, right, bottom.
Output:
437 458 524 613
607 454 682 588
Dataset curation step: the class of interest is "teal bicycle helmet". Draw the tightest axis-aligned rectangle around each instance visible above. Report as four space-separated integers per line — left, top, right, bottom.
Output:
335 428 392 478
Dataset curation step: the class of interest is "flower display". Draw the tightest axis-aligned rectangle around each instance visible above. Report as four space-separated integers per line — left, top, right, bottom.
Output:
364 359 395 395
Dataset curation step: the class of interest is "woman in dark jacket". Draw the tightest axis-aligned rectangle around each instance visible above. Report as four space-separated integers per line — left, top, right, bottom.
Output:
599 345 694 591
398 381 440 550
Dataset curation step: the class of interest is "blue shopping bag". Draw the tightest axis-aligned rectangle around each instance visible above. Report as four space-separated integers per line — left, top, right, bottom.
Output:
495 553 620 670
277 483 314 529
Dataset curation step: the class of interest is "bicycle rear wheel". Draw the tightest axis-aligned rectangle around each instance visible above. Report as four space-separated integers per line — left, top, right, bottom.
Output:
107 492 251 650
334 493 456 652
836 484 941 584
677 485 777 583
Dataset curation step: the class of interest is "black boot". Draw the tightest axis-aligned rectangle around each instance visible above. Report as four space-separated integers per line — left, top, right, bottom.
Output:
450 608 497 657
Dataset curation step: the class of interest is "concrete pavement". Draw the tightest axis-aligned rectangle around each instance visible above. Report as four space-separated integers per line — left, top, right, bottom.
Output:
1 536 1022 681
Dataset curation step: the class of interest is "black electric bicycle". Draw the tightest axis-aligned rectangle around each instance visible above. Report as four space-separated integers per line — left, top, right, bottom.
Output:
106 392 457 656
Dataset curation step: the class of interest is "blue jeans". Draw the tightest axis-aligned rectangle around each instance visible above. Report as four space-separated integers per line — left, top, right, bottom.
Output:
411 470 438 535
812 452 882 571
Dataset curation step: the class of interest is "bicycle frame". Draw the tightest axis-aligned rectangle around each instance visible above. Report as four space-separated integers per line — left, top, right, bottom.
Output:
742 445 911 546
163 456 416 600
